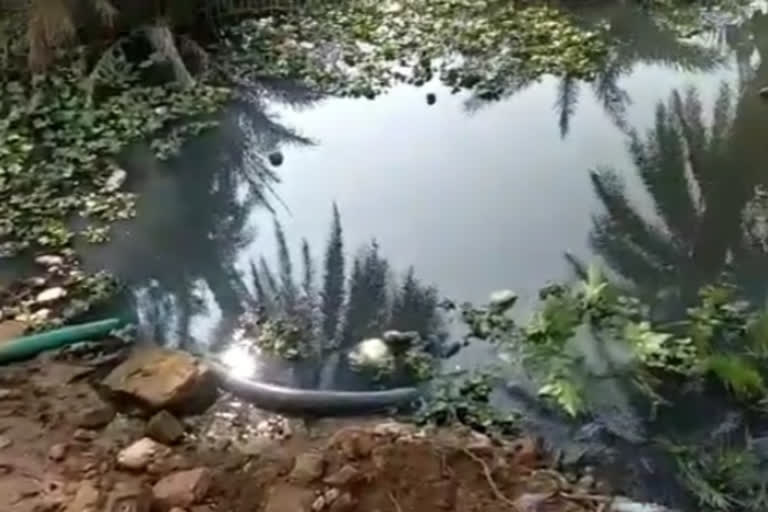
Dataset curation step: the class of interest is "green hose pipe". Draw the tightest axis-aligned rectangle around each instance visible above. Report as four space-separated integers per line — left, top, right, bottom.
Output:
0 318 122 364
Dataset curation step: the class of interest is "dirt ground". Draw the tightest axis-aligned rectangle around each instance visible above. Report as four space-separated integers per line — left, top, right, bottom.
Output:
0 353 613 512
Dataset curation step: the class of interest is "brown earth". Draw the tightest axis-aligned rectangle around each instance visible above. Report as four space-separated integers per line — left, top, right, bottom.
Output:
0 352 612 512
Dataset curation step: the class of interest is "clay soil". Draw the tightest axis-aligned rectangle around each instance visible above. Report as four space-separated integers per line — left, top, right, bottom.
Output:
0 355 609 512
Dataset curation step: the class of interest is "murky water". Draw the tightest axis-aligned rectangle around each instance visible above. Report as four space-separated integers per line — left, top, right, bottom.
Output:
81 4 768 356
7 3 768 507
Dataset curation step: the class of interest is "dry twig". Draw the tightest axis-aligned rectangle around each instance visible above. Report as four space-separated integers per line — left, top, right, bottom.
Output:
461 448 521 512
388 491 403 512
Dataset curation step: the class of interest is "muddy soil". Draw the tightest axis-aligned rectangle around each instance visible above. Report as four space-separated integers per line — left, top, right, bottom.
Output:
0 353 611 512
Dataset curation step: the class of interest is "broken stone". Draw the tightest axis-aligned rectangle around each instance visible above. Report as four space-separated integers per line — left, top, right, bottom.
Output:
760 86 768 99
426 92 437 105
311 495 326 511
102 348 214 412
289 452 325 484
0 388 21 400
233 437 276 458
77 401 116 429
323 465 361 486
264 485 315 512
65 481 101 512
35 287 67 304
146 410 185 444
117 437 170 471
73 429 96 442
152 468 211 509
48 443 68 461
0 435 12 449
328 492 356 512
29 308 51 323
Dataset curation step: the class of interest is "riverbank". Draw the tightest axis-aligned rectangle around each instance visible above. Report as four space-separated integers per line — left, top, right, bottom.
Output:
0 344 631 512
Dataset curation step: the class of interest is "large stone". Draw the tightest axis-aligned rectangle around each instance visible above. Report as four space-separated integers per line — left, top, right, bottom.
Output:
102 348 213 412
117 438 170 471
289 452 325 484
146 410 185 444
152 468 211 509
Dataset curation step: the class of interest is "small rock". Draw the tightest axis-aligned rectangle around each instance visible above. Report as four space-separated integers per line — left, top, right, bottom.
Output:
117 437 169 471
0 435 12 449
35 287 67 304
146 410 185 444
760 86 768 99
323 488 340 505
426 92 437 105
152 468 212 509
77 401 115 429
34 254 64 267
48 443 68 461
73 429 96 442
268 151 284 166
489 289 517 311
328 492 356 512
576 474 595 492
29 309 51 323
65 481 100 512
311 495 326 511
323 465 360 486
104 168 127 192
234 437 275 458
373 421 414 437
169 508 187 512
467 432 493 454
0 388 21 400
289 452 325 484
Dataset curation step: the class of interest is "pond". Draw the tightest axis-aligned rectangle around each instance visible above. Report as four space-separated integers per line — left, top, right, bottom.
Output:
77 4 760 358
26 2 767 506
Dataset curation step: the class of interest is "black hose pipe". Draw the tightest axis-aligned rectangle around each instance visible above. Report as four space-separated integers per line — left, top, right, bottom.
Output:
206 359 421 415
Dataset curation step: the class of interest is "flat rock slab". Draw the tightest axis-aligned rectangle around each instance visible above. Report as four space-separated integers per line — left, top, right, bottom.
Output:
102 348 213 412
152 468 211 509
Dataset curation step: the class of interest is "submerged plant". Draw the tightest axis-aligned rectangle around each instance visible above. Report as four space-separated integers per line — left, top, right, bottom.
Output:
0 52 231 258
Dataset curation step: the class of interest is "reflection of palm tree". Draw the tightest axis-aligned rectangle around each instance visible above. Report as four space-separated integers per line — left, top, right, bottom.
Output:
102 82 316 347
250 204 445 388
546 3 726 138
581 9 768 307
581 51 768 312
